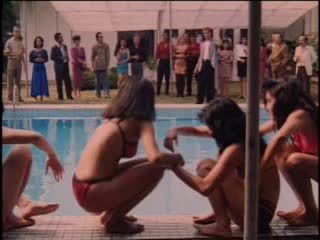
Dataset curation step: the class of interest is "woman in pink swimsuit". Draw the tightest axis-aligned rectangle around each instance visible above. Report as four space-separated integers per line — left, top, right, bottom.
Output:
260 79 318 226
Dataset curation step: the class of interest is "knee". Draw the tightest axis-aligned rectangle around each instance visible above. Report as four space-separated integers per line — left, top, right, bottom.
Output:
10 144 32 165
196 158 216 178
286 153 303 169
150 164 165 181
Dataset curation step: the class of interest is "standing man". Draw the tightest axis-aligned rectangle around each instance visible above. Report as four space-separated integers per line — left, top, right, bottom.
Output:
268 33 289 80
50 33 74 100
3 26 26 103
194 27 221 104
91 32 110 98
130 33 146 81
293 35 317 96
156 31 171 95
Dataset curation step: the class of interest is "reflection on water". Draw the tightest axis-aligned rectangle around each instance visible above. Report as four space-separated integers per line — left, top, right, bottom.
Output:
2 116 318 216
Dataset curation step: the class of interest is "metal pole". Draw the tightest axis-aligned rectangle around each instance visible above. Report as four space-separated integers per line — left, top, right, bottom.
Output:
244 2 261 240
169 1 173 96
24 1 29 98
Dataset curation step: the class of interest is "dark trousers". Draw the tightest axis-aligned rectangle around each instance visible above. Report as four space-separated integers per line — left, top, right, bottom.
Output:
157 59 170 95
54 63 73 100
186 57 198 96
197 60 215 103
296 66 311 96
175 74 185 97
131 62 143 81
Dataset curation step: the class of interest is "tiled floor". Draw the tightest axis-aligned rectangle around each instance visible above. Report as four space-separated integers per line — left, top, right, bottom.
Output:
2 215 318 240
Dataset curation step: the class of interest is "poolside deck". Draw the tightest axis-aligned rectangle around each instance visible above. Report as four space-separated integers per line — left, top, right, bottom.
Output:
2 215 318 240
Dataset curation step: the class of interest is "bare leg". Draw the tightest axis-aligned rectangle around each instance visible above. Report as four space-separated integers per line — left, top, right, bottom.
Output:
285 153 318 226
2 145 35 231
84 161 165 234
275 144 305 220
193 159 244 237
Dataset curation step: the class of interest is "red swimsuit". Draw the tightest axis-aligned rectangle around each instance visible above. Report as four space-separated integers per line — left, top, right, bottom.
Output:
72 120 138 208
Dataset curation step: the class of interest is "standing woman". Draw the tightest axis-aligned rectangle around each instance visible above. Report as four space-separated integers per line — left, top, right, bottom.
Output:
71 35 87 99
114 38 130 87
217 39 233 97
29 36 49 102
173 35 189 97
186 34 200 96
235 36 248 99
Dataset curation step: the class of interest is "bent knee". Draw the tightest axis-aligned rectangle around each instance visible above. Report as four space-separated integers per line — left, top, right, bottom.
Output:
196 158 216 178
286 153 303 169
149 164 165 180
9 145 32 164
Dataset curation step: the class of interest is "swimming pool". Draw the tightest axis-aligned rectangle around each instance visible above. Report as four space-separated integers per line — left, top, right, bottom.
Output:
2 108 318 216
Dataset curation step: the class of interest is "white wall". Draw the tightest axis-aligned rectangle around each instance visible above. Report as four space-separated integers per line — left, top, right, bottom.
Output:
20 1 118 81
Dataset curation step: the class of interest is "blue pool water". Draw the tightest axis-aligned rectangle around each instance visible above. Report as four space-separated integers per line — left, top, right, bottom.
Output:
2 109 318 216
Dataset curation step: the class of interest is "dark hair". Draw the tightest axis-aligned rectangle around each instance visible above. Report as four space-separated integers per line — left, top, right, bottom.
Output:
262 79 318 129
220 39 231 50
114 38 127 57
101 78 155 121
72 35 81 42
198 97 266 154
54 32 62 41
33 36 44 48
96 32 102 40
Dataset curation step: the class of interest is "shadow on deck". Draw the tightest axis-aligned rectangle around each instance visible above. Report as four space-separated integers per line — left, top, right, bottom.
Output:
2 215 318 240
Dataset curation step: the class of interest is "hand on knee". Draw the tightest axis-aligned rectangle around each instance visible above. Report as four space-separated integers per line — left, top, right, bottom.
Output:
286 153 302 170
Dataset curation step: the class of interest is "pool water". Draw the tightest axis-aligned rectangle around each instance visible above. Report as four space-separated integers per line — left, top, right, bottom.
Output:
2 109 318 216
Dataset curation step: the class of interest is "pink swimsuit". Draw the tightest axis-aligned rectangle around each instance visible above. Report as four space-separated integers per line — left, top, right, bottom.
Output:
293 132 318 155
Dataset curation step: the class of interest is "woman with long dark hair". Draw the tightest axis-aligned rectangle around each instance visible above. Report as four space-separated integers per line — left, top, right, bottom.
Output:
164 97 279 237
260 79 318 226
72 79 184 234
29 36 49 102
114 38 130 87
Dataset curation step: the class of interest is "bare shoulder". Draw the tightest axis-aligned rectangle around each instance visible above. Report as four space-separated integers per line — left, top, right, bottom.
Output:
289 109 311 120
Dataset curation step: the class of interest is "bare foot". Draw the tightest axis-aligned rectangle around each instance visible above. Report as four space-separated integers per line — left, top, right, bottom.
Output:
193 212 216 224
287 211 318 226
105 218 144 234
20 202 59 219
193 222 232 237
277 206 305 221
3 214 35 232
99 211 137 225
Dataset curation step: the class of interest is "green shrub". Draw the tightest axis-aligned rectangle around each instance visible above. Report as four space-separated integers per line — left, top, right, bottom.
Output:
82 71 96 90
146 56 156 70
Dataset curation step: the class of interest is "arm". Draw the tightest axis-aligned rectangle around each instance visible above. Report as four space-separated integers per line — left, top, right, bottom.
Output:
173 144 242 196
42 50 48 63
91 46 96 69
70 48 77 63
281 45 289 66
140 121 184 168
29 50 36 63
293 47 299 62
259 120 275 135
105 44 110 69
260 113 302 170
164 126 212 152
2 127 64 180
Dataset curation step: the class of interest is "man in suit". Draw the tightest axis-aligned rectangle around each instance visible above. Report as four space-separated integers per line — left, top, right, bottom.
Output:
50 33 74 100
194 27 221 104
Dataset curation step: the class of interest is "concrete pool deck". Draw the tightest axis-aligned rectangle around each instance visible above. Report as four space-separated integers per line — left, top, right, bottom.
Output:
2 215 318 240
3 103 266 110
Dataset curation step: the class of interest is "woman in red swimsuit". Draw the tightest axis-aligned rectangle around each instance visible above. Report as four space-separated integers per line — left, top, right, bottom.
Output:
72 77 184 234
260 79 318 226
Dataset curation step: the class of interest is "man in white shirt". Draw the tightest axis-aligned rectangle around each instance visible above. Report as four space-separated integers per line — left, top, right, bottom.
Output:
194 27 221 104
294 35 318 95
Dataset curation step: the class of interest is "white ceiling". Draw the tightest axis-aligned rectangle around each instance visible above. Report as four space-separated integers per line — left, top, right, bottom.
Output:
50 1 318 31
